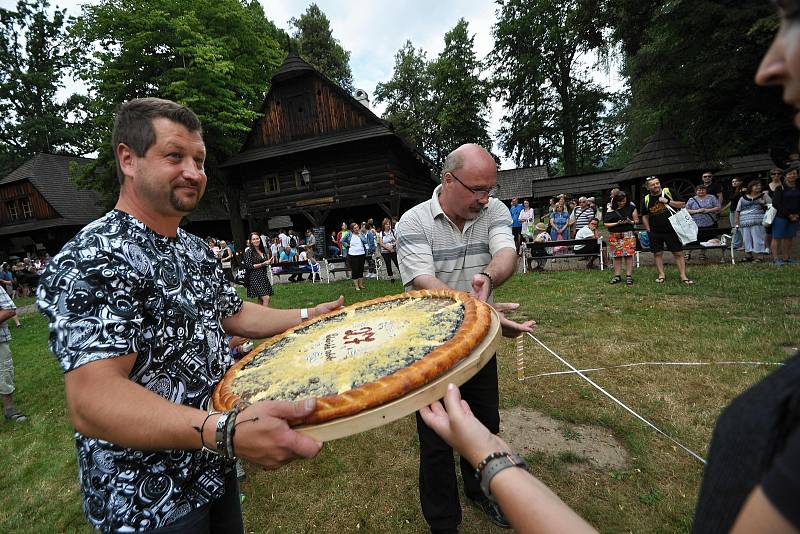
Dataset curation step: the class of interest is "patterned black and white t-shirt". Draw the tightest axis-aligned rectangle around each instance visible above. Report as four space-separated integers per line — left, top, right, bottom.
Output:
37 209 243 533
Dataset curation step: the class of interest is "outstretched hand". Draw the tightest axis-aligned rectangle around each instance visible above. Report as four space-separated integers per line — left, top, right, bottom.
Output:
312 295 345 318
232 398 323 470
492 302 535 338
419 384 510 467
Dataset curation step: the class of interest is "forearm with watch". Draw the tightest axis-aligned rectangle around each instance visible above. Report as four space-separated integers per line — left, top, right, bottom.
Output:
469 447 597 533
480 247 517 291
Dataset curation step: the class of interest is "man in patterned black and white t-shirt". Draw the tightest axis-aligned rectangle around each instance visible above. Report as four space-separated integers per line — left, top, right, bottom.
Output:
37 98 343 533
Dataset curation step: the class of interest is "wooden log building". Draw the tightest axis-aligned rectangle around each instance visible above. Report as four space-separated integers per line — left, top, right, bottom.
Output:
0 154 104 257
221 53 436 247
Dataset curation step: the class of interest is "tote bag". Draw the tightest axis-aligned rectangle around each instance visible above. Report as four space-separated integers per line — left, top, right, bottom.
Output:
667 205 698 245
763 205 777 227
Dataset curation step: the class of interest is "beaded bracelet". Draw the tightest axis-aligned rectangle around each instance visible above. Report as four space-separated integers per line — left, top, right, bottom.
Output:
474 451 510 478
477 271 494 293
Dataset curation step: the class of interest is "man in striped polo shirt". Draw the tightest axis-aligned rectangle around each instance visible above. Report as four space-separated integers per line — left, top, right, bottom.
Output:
569 196 596 238
397 143 534 533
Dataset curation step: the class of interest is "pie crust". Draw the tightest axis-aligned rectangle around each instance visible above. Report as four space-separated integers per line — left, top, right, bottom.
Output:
212 289 491 425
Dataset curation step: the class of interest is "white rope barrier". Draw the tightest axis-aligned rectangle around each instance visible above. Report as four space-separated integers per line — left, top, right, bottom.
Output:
524 332 708 464
525 360 784 379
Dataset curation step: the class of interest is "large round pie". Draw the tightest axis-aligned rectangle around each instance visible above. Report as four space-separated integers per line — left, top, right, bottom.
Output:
213 289 491 425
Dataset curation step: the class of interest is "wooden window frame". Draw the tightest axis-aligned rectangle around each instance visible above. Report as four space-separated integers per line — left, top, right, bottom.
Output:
6 200 19 221
264 174 280 194
20 197 32 219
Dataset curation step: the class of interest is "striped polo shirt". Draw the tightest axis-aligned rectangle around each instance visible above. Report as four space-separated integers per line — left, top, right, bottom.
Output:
396 185 514 301
571 206 596 230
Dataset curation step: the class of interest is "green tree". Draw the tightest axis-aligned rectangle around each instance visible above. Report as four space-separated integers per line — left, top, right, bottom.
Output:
290 3 354 92
607 1 793 162
492 0 611 175
0 0 89 175
429 18 492 163
374 41 436 159
72 0 284 240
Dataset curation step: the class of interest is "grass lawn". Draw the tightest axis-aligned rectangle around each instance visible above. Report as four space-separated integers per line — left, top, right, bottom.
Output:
1 264 797 533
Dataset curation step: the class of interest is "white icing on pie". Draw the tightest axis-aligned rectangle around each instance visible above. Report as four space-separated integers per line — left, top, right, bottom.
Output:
231 298 464 402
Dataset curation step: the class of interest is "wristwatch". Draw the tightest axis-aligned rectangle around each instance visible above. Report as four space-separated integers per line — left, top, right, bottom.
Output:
476 452 528 502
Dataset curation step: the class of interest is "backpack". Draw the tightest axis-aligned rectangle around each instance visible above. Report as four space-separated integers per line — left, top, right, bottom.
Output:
644 187 672 207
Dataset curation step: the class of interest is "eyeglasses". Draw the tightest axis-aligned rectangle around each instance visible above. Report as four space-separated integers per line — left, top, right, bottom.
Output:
447 172 499 199
770 172 782 176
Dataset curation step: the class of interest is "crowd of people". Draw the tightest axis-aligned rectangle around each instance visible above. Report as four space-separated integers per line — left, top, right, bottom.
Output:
196 217 402 303
509 161 799 285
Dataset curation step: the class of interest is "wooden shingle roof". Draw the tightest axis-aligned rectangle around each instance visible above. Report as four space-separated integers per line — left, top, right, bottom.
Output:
715 153 776 177
222 125 395 168
0 153 103 230
615 128 709 182
496 166 548 200
530 169 621 200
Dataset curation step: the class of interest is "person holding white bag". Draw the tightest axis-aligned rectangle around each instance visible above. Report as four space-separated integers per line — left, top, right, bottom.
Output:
641 176 694 285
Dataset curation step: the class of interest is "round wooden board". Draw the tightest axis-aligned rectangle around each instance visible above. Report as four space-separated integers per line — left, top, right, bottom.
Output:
294 308 502 442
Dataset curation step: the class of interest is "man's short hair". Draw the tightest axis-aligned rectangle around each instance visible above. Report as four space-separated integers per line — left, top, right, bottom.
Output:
589 217 599 224
645 176 659 184
441 148 466 177
112 98 202 184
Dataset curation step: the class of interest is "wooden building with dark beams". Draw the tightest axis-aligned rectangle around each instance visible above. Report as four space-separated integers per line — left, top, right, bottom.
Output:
0 153 104 257
221 53 436 243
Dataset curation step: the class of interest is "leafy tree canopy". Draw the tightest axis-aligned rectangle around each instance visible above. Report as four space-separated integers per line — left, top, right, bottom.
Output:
607 0 794 164
376 20 493 167
429 18 492 162
374 41 436 160
72 0 285 205
290 3 354 93
492 0 614 175
0 0 90 175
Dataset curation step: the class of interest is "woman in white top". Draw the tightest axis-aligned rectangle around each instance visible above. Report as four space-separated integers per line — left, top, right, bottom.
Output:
518 199 535 238
378 218 399 281
344 222 367 290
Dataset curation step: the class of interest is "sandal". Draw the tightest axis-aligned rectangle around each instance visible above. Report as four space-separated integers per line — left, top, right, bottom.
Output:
655 276 666 284
625 276 633 286
4 409 27 422
609 276 622 284
680 278 695 285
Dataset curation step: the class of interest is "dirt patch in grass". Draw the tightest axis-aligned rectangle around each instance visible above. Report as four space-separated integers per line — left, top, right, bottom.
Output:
500 406 629 471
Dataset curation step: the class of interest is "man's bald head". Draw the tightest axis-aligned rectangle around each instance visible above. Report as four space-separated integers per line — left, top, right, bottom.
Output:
442 144 496 178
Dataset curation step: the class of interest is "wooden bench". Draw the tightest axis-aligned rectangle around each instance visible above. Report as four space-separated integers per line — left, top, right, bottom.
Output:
521 238 605 273
323 255 384 283
269 261 321 284
635 226 735 266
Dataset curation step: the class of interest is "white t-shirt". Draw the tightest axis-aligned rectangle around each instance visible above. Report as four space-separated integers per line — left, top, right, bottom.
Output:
348 234 366 255
574 226 596 250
